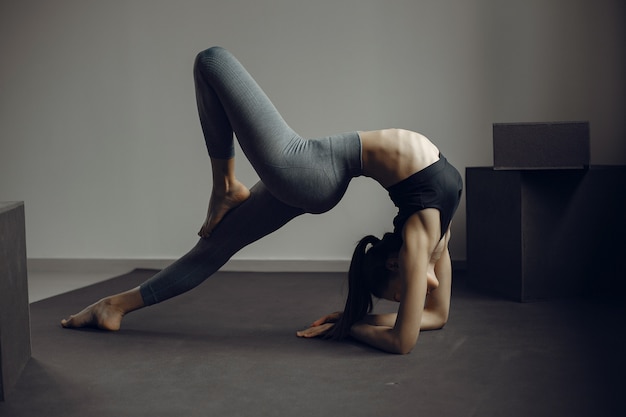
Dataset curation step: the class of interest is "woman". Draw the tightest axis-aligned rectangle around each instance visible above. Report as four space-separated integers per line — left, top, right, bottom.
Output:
62 47 463 354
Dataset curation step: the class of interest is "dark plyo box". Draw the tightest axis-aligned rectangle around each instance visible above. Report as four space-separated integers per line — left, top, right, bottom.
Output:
493 122 590 170
465 166 626 301
0 202 31 401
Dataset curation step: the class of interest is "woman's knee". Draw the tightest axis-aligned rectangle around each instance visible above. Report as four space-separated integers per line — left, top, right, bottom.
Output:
195 46 230 71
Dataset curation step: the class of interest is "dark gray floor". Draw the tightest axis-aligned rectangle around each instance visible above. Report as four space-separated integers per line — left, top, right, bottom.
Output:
1 269 624 417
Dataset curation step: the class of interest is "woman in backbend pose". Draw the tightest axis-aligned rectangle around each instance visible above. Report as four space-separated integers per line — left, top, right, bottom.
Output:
62 47 462 354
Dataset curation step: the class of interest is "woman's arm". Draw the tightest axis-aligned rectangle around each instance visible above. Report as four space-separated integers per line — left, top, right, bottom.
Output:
363 252 451 332
423 239 452 328
353 309 443 340
350 210 439 354
361 313 397 327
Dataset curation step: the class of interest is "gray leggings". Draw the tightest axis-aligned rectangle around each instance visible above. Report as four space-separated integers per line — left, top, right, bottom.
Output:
140 47 362 306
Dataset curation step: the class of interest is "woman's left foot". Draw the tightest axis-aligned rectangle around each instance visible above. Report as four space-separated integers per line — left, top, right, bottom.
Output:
198 180 250 238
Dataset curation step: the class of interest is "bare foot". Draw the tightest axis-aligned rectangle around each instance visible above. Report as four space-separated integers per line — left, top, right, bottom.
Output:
198 180 250 237
61 298 125 331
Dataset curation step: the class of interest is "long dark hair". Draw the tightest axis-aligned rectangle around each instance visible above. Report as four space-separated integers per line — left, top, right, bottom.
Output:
328 232 402 339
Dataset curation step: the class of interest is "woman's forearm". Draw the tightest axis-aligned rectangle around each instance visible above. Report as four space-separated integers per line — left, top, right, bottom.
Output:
350 322 416 355
363 310 444 331
363 313 397 327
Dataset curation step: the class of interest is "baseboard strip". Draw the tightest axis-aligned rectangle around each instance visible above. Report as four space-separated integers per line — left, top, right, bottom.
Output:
28 258 467 274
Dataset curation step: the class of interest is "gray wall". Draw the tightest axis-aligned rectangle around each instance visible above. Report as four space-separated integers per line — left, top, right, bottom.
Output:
1 0 624 264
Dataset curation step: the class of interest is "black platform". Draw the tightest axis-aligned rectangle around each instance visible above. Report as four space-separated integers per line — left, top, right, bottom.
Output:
466 166 626 301
0 202 30 402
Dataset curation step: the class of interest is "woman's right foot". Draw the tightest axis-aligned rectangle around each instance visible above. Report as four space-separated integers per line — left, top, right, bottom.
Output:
61 287 143 331
61 298 125 331
198 180 250 238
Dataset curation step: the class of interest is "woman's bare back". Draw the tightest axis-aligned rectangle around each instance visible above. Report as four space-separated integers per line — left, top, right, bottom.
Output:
359 128 440 188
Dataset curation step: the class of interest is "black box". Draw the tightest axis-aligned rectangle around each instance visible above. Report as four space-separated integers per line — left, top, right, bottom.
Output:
493 122 590 170
0 202 31 401
466 167 626 301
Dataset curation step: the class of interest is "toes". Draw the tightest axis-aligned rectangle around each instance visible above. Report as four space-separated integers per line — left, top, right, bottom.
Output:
61 316 75 328
198 225 212 238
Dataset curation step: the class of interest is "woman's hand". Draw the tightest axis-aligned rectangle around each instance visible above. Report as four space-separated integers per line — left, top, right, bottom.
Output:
296 322 334 338
296 311 342 338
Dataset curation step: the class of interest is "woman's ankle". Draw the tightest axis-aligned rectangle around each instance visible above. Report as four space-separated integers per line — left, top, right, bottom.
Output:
109 287 145 315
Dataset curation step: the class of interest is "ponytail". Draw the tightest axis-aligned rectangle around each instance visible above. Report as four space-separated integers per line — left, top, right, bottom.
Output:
328 233 402 340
